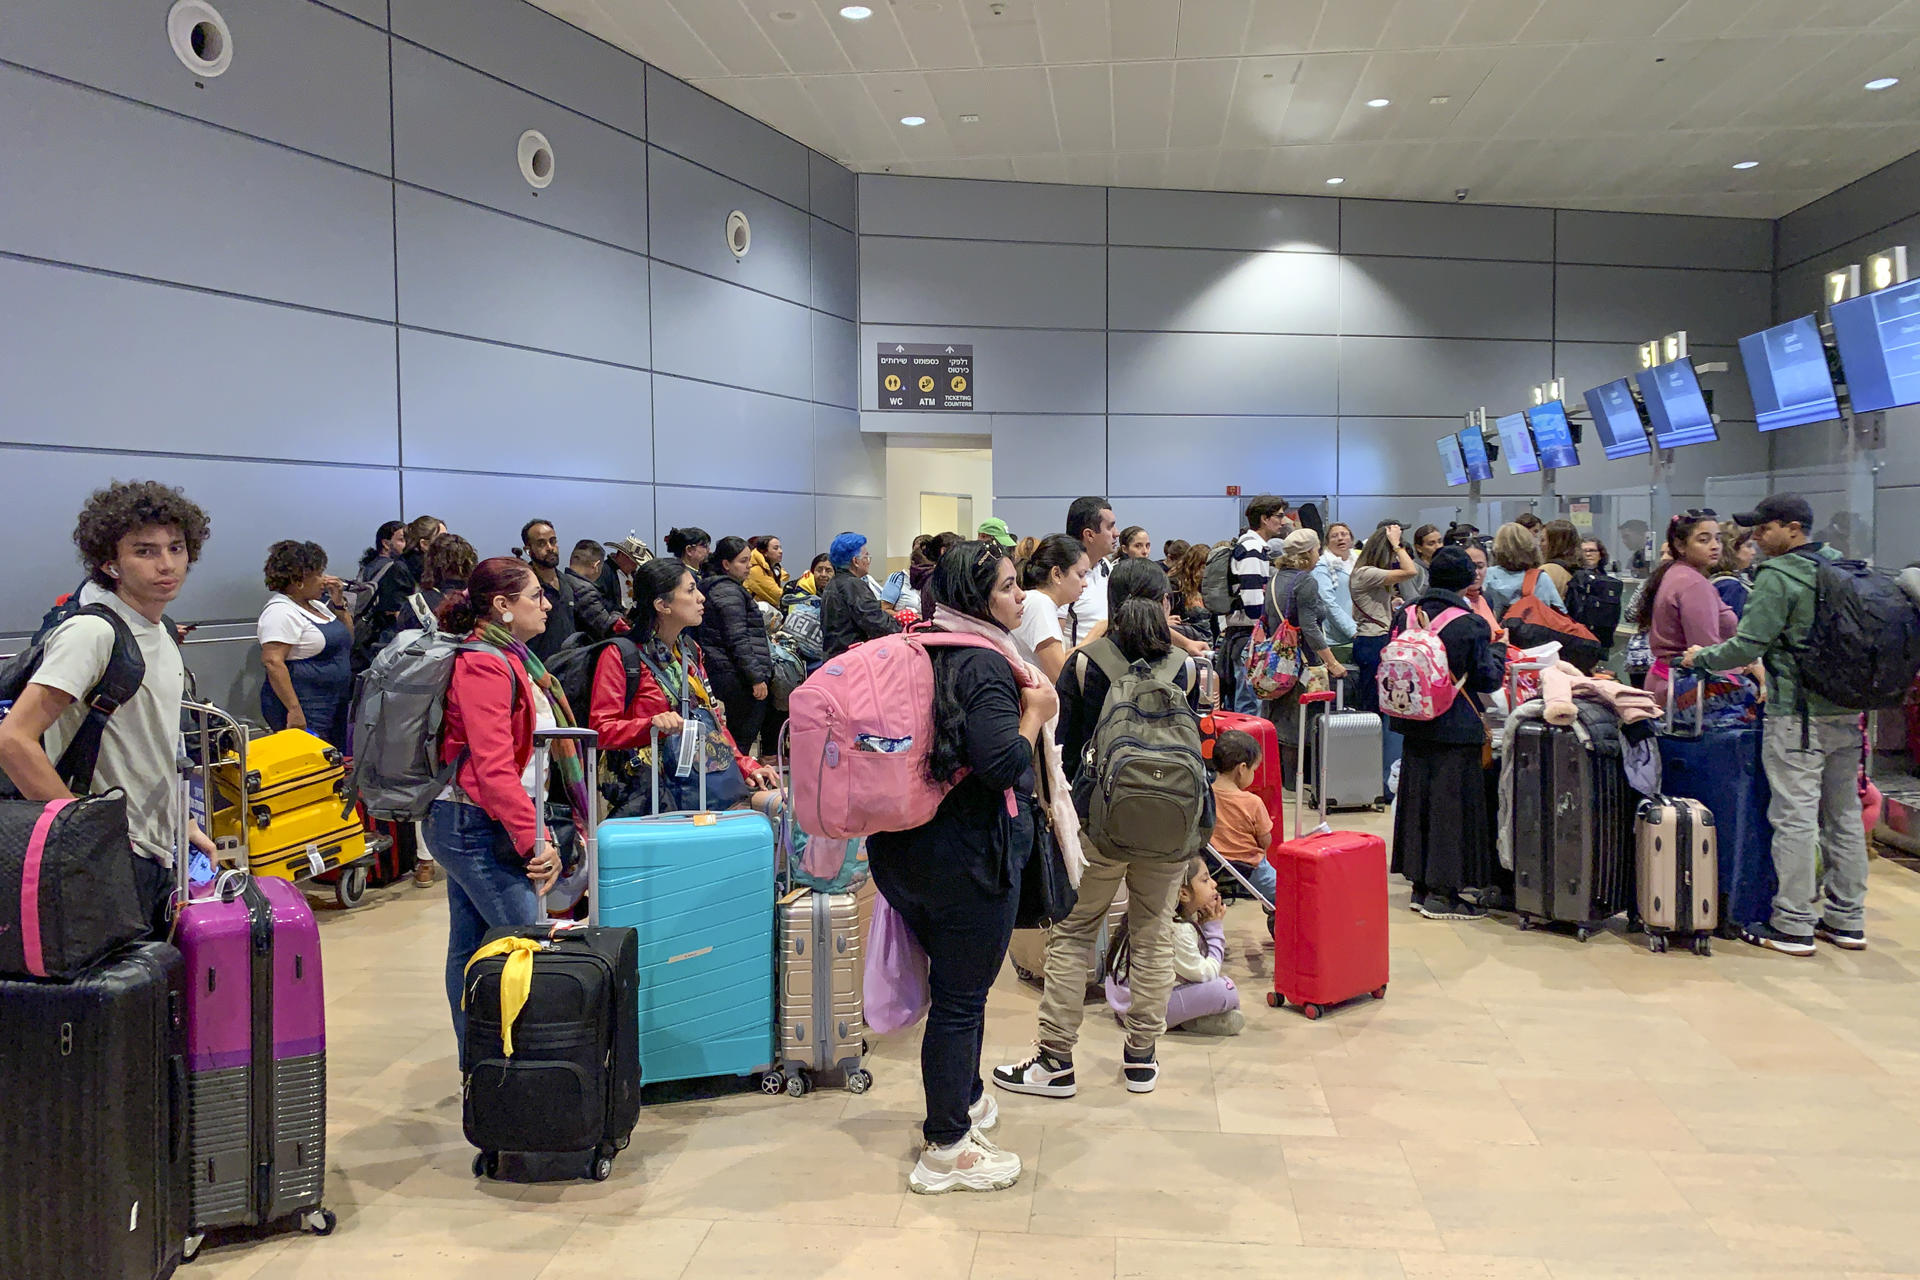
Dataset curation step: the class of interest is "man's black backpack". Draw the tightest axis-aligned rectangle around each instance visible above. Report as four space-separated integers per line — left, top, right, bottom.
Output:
0 587 145 794
1794 549 1920 713
1564 568 1623 640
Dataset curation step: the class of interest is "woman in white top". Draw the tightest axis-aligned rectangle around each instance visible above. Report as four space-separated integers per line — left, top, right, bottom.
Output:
1010 534 1090 681
1312 521 1359 647
257 540 353 748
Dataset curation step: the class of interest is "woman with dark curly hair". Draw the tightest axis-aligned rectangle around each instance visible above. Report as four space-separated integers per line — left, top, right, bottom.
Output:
256 540 353 747
419 533 477 617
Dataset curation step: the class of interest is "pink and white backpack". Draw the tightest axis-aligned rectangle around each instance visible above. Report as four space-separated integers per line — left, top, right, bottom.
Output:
787 630 1023 840
1375 607 1469 721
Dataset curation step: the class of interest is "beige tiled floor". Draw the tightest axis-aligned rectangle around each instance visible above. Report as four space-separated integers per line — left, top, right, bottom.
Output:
194 811 1920 1280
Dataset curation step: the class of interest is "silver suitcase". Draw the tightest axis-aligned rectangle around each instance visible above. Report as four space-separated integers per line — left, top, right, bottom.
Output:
1310 678 1385 812
776 888 871 1096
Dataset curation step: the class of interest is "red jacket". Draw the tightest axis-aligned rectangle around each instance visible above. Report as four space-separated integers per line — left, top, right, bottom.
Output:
589 639 755 777
439 642 539 855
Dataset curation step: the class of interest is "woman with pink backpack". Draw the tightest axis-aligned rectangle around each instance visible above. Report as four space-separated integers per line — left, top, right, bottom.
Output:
1381 546 1508 922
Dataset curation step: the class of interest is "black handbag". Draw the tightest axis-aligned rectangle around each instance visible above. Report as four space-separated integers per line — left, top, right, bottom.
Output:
1015 743 1077 930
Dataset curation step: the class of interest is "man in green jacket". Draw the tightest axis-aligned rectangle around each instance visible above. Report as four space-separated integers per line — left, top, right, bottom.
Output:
1682 494 1868 957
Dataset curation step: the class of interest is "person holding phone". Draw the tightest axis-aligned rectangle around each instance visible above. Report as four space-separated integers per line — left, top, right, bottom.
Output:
256 539 354 749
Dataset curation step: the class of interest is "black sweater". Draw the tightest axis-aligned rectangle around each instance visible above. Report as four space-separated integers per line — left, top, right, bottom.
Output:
1385 588 1506 746
821 571 900 659
694 573 773 692
868 646 1036 899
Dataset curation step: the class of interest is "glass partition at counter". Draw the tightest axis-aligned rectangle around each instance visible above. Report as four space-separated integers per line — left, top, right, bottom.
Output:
1704 463 1879 561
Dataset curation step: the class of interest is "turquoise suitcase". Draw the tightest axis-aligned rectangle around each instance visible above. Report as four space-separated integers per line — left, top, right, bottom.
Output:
596 809 777 1087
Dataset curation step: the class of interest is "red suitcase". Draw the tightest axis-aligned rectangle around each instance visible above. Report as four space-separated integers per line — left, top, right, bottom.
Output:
1213 709 1284 857
1266 690 1389 1020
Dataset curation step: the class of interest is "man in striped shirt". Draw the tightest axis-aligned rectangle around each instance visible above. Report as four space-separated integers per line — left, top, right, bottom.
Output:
1221 495 1291 714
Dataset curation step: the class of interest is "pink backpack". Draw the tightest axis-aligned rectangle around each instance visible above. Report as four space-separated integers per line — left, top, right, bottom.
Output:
788 631 1022 839
1375 607 1469 721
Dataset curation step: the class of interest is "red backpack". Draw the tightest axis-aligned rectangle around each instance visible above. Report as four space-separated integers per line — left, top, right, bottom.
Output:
1501 568 1603 672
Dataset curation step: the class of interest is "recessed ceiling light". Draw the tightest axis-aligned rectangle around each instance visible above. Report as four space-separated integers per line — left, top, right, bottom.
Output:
959 113 980 124
1732 160 1759 170
1428 95 1450 105
900 115 926 127
1325 177 1345 185
1866 76 1900 91
1366 97 1390 108
838 4 872 17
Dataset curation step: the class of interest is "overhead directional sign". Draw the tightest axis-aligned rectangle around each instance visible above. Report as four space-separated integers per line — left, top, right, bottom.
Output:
878 342 974 411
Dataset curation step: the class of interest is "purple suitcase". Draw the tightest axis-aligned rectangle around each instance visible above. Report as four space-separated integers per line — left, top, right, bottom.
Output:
172 751 333 1260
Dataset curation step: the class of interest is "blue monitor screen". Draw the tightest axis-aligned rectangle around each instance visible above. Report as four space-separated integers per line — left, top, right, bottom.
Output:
1525 400 1580 469
1740 315 1841 431
1830 282 1920 413
1457 426 1493 481
1635 358 1718 448
1495 412 1540 475
1437 435 1468 486
1583 378 1652 460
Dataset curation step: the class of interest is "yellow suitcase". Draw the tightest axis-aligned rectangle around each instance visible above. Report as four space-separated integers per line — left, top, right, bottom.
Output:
233 800 368 883
210 728 345 839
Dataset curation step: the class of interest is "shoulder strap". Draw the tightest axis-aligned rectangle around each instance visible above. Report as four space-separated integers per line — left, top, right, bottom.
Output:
1522 567 1541 598
1425 607 1469 633
614 637 645 712
1148 650 1189 684
1084 637 1129 686
51 604 147 793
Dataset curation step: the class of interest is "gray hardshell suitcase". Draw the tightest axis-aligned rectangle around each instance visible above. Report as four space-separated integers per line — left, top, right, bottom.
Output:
1507 705 1637 941
1311 677 1386 812
776 888 872 1096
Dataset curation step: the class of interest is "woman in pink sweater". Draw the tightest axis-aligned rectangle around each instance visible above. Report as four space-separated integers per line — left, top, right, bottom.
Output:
1632 511 1737 705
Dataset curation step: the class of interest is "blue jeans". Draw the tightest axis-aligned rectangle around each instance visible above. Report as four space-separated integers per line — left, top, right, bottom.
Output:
1211 849 1276 906
1223 628 1260 714
424 800 543 1050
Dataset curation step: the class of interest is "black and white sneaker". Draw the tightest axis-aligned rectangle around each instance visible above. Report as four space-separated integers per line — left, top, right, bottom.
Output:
993 1049 1076 1098
1741 923 1816 956
1122 1043 1159 1094
1815 922 1868 951
1416 894 1486 921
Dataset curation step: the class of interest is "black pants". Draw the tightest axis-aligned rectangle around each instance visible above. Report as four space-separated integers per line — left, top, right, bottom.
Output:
716 680 768 759
1220 627 1252 712
133 855 173 940
871 855 1020 1147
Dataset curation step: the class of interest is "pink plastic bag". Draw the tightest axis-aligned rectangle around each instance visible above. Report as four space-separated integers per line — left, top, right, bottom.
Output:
864 889 929 1035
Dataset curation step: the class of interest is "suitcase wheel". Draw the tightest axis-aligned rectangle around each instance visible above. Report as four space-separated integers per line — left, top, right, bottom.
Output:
1648 933 1668 954
335 864 369 909
1266 991 1283 1009
1371 985 1386 1000
1692 935 1712 957
786 1073 810 1098
184 1233 204 1263
302 1208 336 1237
1575 927 1592 943
593 1155 614 1182
760 1071 786 1096
846 1068 873 1095
1515 914 1533 932
1299 1002 1323 1020
472 1151 498 1179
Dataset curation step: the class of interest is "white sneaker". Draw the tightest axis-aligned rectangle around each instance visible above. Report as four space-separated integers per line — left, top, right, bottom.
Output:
992 1048 1077 1097
968 1091 999 1133
909 1132 1022 1194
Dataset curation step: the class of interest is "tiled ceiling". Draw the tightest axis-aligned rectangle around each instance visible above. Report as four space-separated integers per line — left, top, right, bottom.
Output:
529 0 1920 218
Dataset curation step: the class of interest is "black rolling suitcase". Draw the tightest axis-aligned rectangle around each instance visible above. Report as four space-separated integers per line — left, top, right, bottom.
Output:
1506 703 1637 941
0 942 190 1280
461 728 641 1182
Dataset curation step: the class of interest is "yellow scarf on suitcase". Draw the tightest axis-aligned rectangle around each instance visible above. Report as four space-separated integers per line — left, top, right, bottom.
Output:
463 936 542 1056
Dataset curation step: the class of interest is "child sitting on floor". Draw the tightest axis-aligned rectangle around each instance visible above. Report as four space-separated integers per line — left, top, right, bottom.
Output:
1104 858 1243 1036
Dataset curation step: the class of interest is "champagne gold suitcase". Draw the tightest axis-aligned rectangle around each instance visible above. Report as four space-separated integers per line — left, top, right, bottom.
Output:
1635 798 1717 955
775 888 870 1095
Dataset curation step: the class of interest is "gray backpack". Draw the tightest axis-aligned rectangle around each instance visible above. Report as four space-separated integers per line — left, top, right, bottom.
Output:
342 629 505 821
1079 640 1213 861
1201 543 1234 616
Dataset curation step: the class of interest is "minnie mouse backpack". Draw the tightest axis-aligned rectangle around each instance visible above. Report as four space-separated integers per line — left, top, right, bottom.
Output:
1375 607 1468 721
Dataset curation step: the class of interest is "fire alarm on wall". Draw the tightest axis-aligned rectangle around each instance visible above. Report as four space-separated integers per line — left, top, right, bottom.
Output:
1225 485 1241 497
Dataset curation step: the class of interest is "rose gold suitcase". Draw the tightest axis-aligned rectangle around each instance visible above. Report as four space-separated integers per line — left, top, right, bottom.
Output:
1635 798 1717 955
775 888 871 1096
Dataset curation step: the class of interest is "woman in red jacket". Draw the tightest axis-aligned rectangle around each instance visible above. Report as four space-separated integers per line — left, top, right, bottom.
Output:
590 556 781 814
425 556 578 1045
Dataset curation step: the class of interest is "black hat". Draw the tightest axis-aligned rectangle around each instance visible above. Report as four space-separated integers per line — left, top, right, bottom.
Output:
1428 545 1476 591
1733 493 1813 531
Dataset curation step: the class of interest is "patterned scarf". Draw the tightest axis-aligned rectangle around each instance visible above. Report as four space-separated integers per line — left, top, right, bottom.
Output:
474 622 591 827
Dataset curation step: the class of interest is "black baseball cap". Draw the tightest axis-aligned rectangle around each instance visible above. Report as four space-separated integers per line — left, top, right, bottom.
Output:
1733 493 1813 530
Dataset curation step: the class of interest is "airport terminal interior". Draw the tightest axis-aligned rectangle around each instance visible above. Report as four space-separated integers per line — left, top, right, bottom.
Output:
7 0 1920 1276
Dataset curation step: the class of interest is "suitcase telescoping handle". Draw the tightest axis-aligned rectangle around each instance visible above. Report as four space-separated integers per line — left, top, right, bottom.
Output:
531 726 598 927
647 722 710 815
174 700 253 911
1295 689 1338 841
1660 669 1705 740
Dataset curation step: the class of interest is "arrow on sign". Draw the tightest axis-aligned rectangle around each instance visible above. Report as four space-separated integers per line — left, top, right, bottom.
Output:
945 346 955 353
895 345 905 353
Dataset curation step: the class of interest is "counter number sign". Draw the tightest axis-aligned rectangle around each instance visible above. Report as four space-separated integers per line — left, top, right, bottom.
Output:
878 343 974 411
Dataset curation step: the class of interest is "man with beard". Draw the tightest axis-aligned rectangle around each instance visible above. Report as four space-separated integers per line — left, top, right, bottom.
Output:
518 518 622 662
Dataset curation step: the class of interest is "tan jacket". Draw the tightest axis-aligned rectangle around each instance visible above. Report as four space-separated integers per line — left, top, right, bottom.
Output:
744 551 787 610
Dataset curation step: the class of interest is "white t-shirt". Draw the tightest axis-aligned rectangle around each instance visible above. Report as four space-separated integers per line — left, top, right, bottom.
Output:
33 584 187 866
1060 557 1111 646
1012 589 1064 663
521 693 558 798
256 593 335 660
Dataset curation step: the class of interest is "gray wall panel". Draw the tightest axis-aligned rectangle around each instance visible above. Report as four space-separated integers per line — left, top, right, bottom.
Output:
0 65 395 319
814 313 859 410
1778 150 1920 268
401 470 654 567
811 218 858 320
815 496 885 556
1338 417 1538 500
1555 210 1772 271
653 487 812 562
391 0 646 138
1 259 397 466
399 330 651 481
1108 333 1339 416
1338 337 1552 417
392 41 650 254
1108 187 1338 254
989 416 1108 499
1339 200 1554 262
318 0 387 25
1107 417 1338 497
858 174 1105 244
1336 494 1484 536
1554 265 1770 345
814 406 886 499
1340 257 1553 340
860 238 1106 329
990 498 1070 543
647 148 810 304
858 411 990 438
1098 498 1245 548
1 0 392 174
1108 247 1339 335
650 263 811 400
646 68 807 208
652 376 811 490
810 152 857 231
861 326 1105 414
396 187 651 366
0 448 400 633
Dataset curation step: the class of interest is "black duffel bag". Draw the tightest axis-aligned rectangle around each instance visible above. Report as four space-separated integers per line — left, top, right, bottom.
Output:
0 791 148 980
